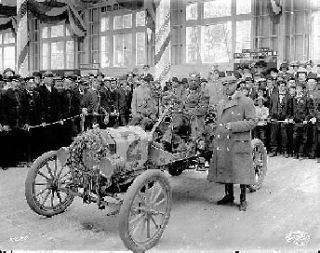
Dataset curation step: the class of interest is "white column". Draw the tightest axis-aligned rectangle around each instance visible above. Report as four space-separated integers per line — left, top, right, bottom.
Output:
16 0 29 76
154 0 171 86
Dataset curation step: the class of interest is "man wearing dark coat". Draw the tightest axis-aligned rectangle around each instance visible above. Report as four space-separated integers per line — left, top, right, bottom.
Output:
81 79 101 130
1 76 24 168
62 75 81 144
38 71 62 152
24 77 42 161
118 78 132 126
107 78 120 127
208 77 256 211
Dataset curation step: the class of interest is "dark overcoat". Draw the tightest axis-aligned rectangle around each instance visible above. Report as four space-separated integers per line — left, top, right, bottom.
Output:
208 91 257 185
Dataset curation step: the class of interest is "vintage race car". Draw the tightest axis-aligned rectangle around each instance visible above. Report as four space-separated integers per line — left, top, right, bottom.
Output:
25 108 267 252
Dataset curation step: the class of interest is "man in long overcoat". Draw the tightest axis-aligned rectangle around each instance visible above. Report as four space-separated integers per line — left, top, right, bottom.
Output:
207 77 256 211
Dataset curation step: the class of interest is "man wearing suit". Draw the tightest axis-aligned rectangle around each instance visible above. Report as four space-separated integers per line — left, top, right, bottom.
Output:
118 77 132 126
268 81 292 157
81 78 103 130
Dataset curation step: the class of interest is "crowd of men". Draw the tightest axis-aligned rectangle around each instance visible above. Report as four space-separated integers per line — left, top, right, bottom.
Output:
1 60 320 169
231 60 320 162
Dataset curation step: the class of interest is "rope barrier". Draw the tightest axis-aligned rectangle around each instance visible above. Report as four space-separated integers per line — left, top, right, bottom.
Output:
0 113 110 132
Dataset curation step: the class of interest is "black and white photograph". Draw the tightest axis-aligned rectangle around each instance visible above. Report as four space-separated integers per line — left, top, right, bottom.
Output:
0 0 319 252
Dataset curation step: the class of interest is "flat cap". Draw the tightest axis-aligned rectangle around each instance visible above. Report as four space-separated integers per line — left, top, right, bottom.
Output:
143 74 153 83
290 61 299 67
181 77 188 83
222 76 237 85
307 73 317 80
64 74 77 81
43 71 54 78
189 72 200 78
280 62 289 69
3 68 15 75
172 77 179 82
25 76 35 81
32 71 42 78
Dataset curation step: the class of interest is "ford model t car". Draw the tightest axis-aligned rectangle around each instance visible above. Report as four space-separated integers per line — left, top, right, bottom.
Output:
25 108 267 252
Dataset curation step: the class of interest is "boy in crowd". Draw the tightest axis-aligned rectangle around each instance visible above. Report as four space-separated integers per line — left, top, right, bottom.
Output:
269 81 291 157
254 96 269 147
292 85 310 160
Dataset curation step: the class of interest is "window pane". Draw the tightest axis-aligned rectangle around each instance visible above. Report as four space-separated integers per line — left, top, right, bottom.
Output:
136 32 146 65
186 26 200 63
310 11 320 61
3 32 15 44
114 34 124 67
66 41 74 69
237 0 252 14
100 35 111 68
186 3 198 21
123 33 132 66
92 35 99 51
3 46 15 69
66 26 71 36
310 1 320 9
92 23 99 35
113 33 132 67
236 20 251 52
100 16 110 32
136 11 145 26
51 24 64 38
51 41 65 69
66 41 74 54
200 22 232 63
0 49 3 71
204 0 232 18
42 43 49 70
41 27 49 38
114 15 123 30
123 14 132 28
0 34 3 44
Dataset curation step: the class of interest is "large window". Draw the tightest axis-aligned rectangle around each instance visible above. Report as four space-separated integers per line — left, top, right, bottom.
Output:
0 32 16 72
185 0 252 64
100 10 147 68
201 22 232 63
310 11 320 62
40 24 75 70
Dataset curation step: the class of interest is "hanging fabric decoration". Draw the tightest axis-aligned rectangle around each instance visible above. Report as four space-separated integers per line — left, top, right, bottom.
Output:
267 0 282 24
17 0 30 77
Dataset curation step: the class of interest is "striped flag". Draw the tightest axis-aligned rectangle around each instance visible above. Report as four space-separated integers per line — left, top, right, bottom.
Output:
17 0 29 76
155 0 171 86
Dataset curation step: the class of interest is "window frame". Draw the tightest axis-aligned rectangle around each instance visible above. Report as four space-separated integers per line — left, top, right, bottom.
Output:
40 23 76 70
184 0 253 65
0 31 16 72
99 8 147 68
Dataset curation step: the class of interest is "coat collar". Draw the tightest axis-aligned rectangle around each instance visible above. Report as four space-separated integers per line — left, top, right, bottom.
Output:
223 91 241 110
